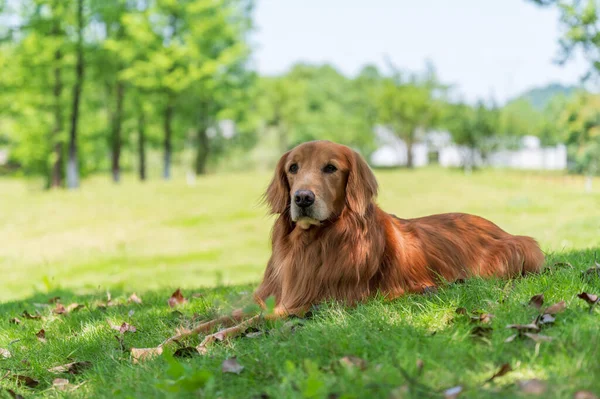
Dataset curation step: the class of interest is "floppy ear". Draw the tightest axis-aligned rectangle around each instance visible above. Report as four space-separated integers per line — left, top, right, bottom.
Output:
346 150 378 215
265 151 291 214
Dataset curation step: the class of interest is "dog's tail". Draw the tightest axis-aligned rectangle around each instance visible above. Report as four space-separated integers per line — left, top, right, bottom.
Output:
508 235 545 275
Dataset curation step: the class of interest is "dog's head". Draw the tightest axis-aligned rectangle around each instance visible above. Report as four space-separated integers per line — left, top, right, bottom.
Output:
265 141 378 229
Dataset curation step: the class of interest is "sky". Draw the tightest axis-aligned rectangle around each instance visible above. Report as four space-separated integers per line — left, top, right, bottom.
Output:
253 0 590 104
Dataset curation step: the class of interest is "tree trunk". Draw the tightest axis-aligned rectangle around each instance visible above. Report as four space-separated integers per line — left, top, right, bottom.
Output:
137 105 146 181
67 0 84 189
50 25 63 189
111 82 125 183
195 126 209 175
163 96 174 180
405 131 414 169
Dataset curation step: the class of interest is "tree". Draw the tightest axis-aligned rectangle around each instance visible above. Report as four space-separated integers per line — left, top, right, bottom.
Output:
445 101 499 173
67 0 85 189
377 68 445 168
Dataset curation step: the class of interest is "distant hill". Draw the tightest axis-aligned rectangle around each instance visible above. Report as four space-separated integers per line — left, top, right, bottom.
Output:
511 83 580 110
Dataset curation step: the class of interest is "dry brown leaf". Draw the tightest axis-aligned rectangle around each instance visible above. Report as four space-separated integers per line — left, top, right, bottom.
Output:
65 303 84 313
131 347 163 364
577 292 599 305
128 293 142 304
21 310 40 320
52 378 70 391
518 379 547 395
574 391 599 399
529 294 544 310
221 357 244 374
48 361 92 375
339 355 367 370
544 300 566 315
486 363 512 382
506 323 540 332
48 296 61 304
504 334 518 343
9 317 22 325
53 303 67 314
536 313 556 326
0 348 11 359
523 333 553 343
443 386 463 399
455 307 468 315
168 288 187 308
36 329 47 343
13 375 39 388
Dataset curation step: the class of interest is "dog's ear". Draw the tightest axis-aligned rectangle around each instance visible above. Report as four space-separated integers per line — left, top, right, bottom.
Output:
265 151 291 214
346 149 378 216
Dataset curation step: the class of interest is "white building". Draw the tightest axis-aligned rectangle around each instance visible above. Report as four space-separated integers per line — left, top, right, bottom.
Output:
369 125 567 171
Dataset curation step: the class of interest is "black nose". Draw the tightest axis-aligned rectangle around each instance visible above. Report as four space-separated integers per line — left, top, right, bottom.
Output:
294 190 315 208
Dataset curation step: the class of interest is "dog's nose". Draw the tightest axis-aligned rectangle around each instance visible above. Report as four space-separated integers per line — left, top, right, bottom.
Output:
294 190 315 208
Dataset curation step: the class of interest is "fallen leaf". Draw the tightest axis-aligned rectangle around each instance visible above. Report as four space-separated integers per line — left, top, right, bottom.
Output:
48 361 92 375
518 379 547 395
36 329 47 343
48 296 61 304
544 300 566 315
173 347 198 358
52 378 70 391
470 326 493 338
65 303 84 313
504 334 518 343
443 386 463 399
486 363 512 382
21 310 40 320
9 317 22 325
118 322 136 334
222 357 244 374
529 294 544 310
168 288 187 308
108 320 137 333
13 375 39 388
53 303 67 314
131 347 163 363
506 323 540 332
471 313 495 324
536 313 556 326
0 348 11 359
128 293 142 304
339 355 367 370
574 391 599 399
577 292 599 305
523 333 553 343
455 307 468 315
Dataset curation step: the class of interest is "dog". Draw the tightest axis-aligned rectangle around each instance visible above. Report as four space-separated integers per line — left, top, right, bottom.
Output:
190 140 545 347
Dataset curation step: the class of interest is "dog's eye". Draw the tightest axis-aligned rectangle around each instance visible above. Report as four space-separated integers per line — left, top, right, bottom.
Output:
289 163 299 174
323 164 337 174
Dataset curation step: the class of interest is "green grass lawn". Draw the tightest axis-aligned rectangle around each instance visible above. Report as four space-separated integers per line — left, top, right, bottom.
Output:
1 168 599 398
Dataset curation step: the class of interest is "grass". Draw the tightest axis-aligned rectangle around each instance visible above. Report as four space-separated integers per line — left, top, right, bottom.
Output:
0 167 599 398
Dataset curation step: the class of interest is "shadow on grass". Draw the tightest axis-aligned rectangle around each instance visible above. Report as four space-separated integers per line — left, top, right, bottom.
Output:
1 247 599 398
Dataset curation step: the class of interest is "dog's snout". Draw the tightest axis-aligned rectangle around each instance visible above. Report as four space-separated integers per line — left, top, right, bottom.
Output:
294 190 315 208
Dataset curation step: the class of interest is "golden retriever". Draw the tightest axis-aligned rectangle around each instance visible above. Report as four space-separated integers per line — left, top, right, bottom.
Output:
186 140 545 348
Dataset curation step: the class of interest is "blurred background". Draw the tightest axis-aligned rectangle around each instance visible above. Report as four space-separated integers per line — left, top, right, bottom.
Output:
1 0 600 301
